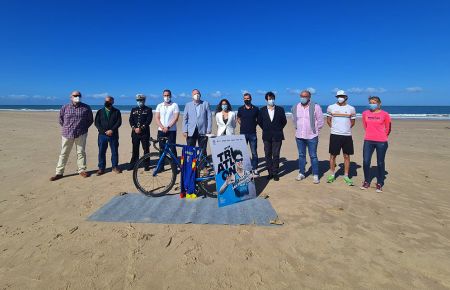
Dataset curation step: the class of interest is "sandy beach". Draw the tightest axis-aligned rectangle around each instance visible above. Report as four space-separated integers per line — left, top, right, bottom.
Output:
0 111 450 289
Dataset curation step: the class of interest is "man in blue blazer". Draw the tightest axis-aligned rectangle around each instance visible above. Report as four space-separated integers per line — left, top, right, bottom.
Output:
257 91 287 181
182 89 212 156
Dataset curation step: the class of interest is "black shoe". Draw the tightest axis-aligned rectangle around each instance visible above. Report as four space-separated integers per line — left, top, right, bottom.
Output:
128 163 135 171
144 166 150 171
274 175 279 181
267 174 273 180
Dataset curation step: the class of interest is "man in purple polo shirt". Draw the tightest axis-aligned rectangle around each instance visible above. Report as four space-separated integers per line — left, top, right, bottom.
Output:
50 91 94 181
291 90 324 184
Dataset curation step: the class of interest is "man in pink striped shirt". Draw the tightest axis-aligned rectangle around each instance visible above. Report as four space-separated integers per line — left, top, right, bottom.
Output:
291 90 324 184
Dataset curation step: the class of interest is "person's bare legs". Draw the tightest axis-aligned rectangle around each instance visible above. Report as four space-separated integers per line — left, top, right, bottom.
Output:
343 153 353 185
343 154 350 176
329 155 337 174
327 154 337 182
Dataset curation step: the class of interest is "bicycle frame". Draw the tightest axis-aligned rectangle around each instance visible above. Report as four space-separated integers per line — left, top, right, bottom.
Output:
153 142 215 183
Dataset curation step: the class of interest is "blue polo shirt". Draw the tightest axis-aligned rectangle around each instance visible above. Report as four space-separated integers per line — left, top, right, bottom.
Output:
237 105 259 134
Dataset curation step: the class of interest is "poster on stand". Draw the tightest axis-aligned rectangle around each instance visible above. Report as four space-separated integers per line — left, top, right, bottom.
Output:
209 135 257 207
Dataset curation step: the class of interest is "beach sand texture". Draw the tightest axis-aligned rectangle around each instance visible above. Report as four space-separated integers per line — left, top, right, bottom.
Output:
1 111 450 289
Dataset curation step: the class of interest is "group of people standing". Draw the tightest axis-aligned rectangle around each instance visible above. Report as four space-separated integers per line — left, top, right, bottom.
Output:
49 88 391 193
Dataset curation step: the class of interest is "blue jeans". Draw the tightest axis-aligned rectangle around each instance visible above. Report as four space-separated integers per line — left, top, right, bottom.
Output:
296 137 319 176
244 133 258 170
98 134 119 170
363 140 388 186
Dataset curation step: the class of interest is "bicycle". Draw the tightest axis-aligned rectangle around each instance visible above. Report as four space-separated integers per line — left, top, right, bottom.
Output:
132 136 217 197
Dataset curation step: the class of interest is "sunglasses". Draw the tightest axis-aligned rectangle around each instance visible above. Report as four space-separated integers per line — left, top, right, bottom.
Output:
235 158 243 162
72 95 81 97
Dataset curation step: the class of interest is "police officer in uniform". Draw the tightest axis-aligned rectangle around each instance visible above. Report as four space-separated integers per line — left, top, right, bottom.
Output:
128 94 153 170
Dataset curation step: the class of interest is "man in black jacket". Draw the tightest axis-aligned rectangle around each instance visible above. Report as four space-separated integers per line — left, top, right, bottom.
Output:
94 96 122 175
128 94 153 170
257 91 287 181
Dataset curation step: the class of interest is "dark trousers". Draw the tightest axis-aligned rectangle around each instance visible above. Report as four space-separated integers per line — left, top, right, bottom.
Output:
98 134 119 170
158 130 177 158
363 140 388 186
263 140 282 175
244 133 258 170
187 127 208 157
130 132 149 164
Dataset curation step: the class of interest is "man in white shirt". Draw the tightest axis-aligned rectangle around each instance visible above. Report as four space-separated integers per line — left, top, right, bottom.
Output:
155 89 179 157
326 90 356 185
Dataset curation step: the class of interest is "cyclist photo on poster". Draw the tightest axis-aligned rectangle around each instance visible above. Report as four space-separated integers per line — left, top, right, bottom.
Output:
219 149 255 197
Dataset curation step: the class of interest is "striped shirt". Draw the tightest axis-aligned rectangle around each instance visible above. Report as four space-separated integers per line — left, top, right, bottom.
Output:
326 103 356 136
59 102 94 138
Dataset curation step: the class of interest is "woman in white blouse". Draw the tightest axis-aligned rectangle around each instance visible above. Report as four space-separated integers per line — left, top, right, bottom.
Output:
215 98 236 136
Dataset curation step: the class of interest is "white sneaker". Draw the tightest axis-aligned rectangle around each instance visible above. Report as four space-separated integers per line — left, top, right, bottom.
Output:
295 173 306 181
253 169 259 176
313 175 320 184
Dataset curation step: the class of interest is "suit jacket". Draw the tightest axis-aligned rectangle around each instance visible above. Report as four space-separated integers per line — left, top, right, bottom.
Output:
215 111 236 136
257 105 287 141
94 107 122 137
182 100 212 136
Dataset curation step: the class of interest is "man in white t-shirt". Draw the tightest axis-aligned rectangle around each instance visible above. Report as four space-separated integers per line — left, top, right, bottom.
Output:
326 90 356 186
155 89 180 157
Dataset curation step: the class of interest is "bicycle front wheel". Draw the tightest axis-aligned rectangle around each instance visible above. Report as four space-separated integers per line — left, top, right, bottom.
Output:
133 153 177 196
196 156 217 198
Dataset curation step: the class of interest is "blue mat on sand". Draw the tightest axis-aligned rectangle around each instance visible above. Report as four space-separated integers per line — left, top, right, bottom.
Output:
88 193 280 226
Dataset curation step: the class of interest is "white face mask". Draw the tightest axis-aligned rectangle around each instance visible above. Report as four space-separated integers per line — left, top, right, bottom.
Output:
73 97 80 103
164 97 171 103
267 99 275 107
193 94 200 101
337 97 346 104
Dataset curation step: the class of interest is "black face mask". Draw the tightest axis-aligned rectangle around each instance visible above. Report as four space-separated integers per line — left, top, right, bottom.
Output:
244 100 251 106
104 101 112 108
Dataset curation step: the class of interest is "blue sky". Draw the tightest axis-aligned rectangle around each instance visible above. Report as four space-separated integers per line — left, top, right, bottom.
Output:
1 0 449 106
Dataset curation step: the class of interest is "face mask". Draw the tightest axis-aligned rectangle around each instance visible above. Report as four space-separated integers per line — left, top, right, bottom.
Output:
164 97 171 103
73 97 80 103
193 94 200 101
267 99 275 107
337 97 346 104
137 101 145 107
104 101 112 108
244 100 251 106
368 103 379 111
221 104 228 111
300 97 309 105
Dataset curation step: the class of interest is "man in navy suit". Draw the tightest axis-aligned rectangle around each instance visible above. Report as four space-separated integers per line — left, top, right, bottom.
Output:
257 91 287 181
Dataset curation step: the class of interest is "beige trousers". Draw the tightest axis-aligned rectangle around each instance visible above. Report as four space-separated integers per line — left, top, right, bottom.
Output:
55 133 88 175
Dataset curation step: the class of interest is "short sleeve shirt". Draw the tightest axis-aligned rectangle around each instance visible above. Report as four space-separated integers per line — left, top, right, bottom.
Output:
155 102 179 131
237 105 259 134
326 103 356 136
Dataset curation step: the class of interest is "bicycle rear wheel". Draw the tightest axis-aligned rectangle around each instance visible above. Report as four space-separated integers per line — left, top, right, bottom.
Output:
133 153 177 196
196 156 217 197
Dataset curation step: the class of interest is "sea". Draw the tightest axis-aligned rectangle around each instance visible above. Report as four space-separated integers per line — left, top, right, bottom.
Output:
1 105 449 120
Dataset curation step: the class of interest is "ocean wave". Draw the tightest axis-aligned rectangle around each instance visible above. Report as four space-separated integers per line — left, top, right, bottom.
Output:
2 109 449 119
0 108 61 112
